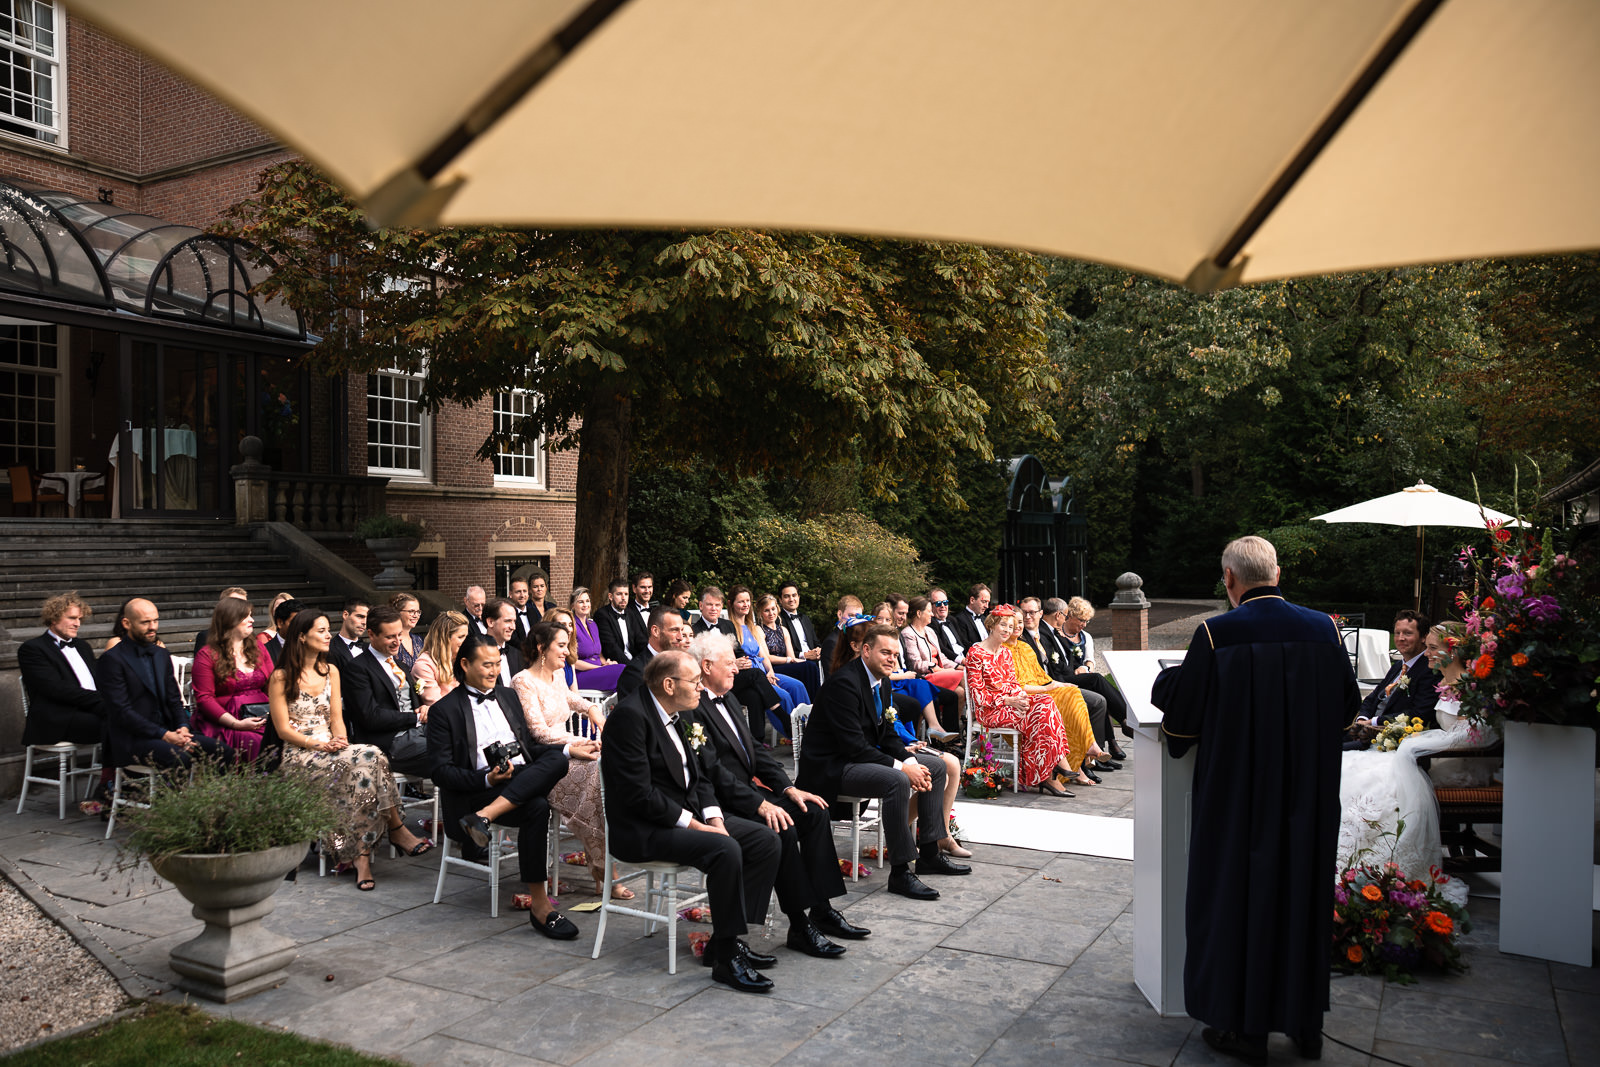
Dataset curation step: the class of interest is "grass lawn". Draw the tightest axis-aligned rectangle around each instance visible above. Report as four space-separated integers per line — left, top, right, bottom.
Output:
6 1003 404 1066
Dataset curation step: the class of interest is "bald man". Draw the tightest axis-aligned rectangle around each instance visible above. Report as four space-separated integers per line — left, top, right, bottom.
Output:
99 598 232 769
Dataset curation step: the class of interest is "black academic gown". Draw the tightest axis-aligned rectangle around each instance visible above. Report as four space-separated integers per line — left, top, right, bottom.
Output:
1152 586 1358 1045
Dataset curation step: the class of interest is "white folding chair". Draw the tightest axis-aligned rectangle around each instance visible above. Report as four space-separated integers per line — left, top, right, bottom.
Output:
961 667 1020 793
390 772 442 857
104 764 160 838
431 812 557 918
590 769 708 974
15 684 101 819
791 706 882 880
171 656 194 708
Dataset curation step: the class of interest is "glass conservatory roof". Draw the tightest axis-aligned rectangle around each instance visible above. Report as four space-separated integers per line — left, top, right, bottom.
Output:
0 177 304 339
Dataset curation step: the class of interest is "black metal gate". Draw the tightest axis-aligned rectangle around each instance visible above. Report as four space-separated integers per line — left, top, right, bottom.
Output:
995 455 1087 605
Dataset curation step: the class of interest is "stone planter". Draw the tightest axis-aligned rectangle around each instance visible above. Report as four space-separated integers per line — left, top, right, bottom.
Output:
151 841 306 1002
366 536 420 590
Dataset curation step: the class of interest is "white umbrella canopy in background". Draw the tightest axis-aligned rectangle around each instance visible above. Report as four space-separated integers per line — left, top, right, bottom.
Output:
1311 481 1519 610
68 0 1600 290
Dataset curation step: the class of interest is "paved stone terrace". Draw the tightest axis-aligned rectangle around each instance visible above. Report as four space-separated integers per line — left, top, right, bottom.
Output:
3 743 1595 1067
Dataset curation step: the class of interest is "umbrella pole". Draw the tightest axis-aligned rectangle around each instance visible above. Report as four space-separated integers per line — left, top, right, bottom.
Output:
1414 525 1424 613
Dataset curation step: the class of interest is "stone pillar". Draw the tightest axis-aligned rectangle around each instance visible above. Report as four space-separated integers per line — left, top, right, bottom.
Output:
1110 571 1150 651
230 436 270 526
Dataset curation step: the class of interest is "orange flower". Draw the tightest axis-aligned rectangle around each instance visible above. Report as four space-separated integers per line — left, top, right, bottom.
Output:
1473 655 1495 679
1361 885 1383 902
1346 945 1364 963
1425 911 1454 936
1409 880 1425 891
1511 652 1529 667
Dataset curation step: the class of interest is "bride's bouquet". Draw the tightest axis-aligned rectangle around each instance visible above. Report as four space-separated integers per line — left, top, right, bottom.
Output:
1369 716 1426 752
1333 848 1471 984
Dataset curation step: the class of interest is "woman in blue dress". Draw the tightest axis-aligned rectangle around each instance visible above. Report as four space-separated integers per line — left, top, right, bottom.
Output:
728 585 808 738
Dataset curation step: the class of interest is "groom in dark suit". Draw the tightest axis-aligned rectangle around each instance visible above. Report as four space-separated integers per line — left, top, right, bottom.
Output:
18 592 105 746
342 605 428 776
1347 610 1440 748
428 636 585 939
98 598 231 769
601 650 781 993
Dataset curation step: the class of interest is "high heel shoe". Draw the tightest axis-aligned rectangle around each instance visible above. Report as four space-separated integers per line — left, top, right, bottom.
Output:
940 837 973 859
1037 780 1075 798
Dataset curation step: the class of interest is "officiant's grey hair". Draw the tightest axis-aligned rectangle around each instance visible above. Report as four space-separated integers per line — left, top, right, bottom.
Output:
1222 536 1278 586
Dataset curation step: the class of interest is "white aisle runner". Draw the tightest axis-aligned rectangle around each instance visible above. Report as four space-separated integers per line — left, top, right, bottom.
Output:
951 801 1133 860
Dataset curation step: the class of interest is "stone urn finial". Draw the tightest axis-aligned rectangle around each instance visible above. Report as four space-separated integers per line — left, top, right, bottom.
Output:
1111 571 1150 609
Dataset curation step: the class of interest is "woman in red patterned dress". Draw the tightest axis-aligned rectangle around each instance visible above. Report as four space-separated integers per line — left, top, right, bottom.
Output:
964 605 1077 796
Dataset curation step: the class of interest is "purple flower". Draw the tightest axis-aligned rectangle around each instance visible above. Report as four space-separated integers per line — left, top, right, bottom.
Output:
1334 887 1348 905
1526 596 1561 623
1496 572 1527 598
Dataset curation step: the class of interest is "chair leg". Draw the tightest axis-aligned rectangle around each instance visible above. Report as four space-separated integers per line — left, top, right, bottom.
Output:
15 747 34 815
488 835 501 919
666 878 679 975
850 809 861 882
591 851 613 960
433 836 451 904
104 768 122 839
57 750 69 820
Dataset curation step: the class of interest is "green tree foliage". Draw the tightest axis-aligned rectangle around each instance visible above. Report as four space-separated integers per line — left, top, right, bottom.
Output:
709 512 929 616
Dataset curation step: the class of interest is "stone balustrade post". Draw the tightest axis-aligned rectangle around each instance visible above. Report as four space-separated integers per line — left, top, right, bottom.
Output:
1110 571 1150 651
230 436 270 525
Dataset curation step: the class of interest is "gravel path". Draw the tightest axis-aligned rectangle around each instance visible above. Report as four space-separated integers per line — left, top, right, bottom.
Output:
0 875 128 1053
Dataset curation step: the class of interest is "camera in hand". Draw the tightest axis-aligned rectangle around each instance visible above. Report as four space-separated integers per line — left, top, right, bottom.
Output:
483 739 523 769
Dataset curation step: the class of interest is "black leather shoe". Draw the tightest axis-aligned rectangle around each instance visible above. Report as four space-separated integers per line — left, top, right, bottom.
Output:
711 947 774 993
1120 722 1135 739
701 938 777 969
914 845 971 876
1201 1028 1267 1067
530 909 579 940
811 904 870 940
1293 1031 1323 1061
786 921 846 958
886 867 940 900
458 813 491 849
1094 759 1123 772
1081 767 1103 784
1108 742 1128 761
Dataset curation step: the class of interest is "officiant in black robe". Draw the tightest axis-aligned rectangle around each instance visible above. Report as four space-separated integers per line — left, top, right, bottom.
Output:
1152 536 1358 1064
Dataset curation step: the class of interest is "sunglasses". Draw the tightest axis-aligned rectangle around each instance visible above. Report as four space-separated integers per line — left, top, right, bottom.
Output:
931 600 949 608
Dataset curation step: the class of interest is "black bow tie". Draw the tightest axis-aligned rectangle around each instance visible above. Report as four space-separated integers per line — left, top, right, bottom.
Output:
54 636 72 648
469 689 496 704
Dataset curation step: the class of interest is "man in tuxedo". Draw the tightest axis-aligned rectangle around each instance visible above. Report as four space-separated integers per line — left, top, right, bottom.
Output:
1018 597 1114 767
99 598 231 769
597 579 639 663
601 650 781 993
342 605 429 776
797 622 969 901
947 584 990 654
483 597 527 687
509 578 536 648
630 571 655 641
615 607 689 699
817 595 863 676
689 631 867 957
327 596 369 671
691 586 734 636
263 597 301 667
777 582 823 665
1347 609 1441 748
18 592 105 746
429 637 585 939
927 588 966 666
190 586 249 655
463 585 488 637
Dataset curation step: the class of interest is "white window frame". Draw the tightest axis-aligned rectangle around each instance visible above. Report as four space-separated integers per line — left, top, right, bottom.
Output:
492 387 546 488
366 365 430 482
0 1 66 149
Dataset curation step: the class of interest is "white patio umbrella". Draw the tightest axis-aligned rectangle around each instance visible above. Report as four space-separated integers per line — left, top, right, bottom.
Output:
1311 481 1518 610
68 0 1600 290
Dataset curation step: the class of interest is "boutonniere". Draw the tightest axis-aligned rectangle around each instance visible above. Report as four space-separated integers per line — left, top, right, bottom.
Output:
883 706 897 726
686 722 707 752
413 679 426 697
1396 672 1412 692
1049 651 1060 664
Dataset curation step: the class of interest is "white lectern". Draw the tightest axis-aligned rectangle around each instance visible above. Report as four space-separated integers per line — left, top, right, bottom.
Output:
1102 649 1194 1018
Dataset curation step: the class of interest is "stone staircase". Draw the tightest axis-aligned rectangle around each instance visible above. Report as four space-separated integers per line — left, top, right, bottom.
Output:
0 518 348 668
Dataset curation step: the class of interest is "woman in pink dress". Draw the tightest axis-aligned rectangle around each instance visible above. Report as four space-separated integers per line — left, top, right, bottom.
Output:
191 596 271 760
964 605 1077 796
511 620 630 898
568 587 625 693
413 611 468 706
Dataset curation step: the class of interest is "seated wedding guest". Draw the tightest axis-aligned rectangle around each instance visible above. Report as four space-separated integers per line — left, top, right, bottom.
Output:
1348 609 1441 747
887 595 910 629
431 635 579 937
511 620 622 898
948 584 991 654
264 598 302 666
597 579 640 663
414 611 469 706
965 605 1080 797
777 582 823 665
758 593 821 703
483 597 527 687
1019 597 1114 767
191 586 249 655
691 586 734 635
260 591 294 652
666 579 695 621
191 596 272 761
271 611 430 891
927 588 966 665
729 586 807 735
341 605 431 781
18 591 106 749
100 598 232 770
601 650 782 992
799 621 970 901
630 571 656 636
528 573 556 619
817 595 863 677
615 606 690 699
509 577 535 648
871 602 959 742
1047 596 1131 755
463 585 488 637
695 586 785 727
901 596 965 694
328 596 370 670
689 630 865 957
1005 615 1111 787
389 593 425 670
543 608 582 689
569 587 626 693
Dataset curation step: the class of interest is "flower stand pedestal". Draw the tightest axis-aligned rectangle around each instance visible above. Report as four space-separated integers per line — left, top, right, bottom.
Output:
1498 721 1596 967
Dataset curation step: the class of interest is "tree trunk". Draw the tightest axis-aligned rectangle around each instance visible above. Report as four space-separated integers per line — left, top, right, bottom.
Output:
574 386 633 594
1190 452 1205 499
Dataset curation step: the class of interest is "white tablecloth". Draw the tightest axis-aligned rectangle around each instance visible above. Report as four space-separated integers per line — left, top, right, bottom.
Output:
1354 628 1391 681
38 470 104 510
108 428 198 468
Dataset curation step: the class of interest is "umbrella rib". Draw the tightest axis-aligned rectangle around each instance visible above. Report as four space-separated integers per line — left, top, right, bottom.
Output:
1198 0 1448 284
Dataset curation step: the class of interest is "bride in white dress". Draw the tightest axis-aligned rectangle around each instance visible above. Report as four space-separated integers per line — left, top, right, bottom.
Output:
1336 622 1498 906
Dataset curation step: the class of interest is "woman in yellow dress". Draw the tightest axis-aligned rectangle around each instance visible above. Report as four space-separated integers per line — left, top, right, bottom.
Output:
1005 634 1112 787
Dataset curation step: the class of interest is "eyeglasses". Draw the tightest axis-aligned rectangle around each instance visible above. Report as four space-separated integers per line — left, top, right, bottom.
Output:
669 675 704 688
1022 609 1042 616
931 600 949 608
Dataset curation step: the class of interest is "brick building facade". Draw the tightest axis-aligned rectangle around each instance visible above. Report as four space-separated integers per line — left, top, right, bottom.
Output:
0 5 577 601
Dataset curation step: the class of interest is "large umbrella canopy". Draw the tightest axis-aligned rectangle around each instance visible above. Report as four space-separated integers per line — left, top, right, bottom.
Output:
1311 481 1518 610
69 0 1600 290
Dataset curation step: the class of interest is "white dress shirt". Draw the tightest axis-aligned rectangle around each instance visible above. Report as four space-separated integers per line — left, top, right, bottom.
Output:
468 688 523 782
969 609 988 641
53 632 96 691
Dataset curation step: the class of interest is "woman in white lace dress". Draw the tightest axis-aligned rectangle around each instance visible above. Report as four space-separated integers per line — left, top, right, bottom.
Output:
1336 622 1496 905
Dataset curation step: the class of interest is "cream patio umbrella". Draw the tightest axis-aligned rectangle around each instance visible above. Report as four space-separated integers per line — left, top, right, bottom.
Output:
68 0 1600 290
1311 481 1519 611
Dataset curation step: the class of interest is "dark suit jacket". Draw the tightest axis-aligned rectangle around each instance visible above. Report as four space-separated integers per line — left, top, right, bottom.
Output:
692 616 735 637
494 644 527 689
698 690 793 820
596 607 636 663
1020 627 1071 683
627 602 653 653
341 647 420 756
327 634 366 672
948 609 985 655
819 625 842 676
930 618 964 663
97 639 189 765
599 687 720 859
1358 655 1442 729
426 684 566 833
796 658 908 804
614 644 657 699
17 632 105 745
780 610 818 655
263 634 286 666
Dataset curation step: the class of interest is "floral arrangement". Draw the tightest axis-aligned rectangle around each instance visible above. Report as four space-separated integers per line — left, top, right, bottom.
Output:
962 732 1012 798
1369 715 1426 752
1332 857 1471 984
1455 525 1599 730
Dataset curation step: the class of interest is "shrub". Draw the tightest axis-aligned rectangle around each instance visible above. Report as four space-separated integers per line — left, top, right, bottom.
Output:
121 758 336 864
354 514 425 540
710 510 930 612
